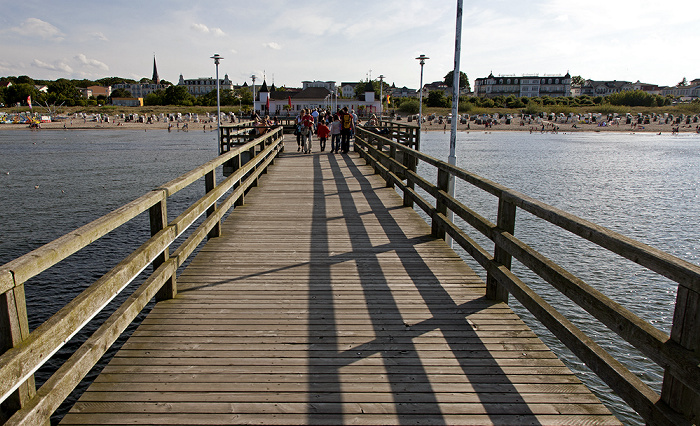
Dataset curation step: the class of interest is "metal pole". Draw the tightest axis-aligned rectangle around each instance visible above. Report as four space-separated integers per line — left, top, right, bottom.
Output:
251 74 256 116
416 55 429 135
378 74 385 118
447 0 463 247
211 54 223 154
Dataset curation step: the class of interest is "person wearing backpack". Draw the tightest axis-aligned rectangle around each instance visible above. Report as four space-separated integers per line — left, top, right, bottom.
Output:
301 109 315 154
339 107 354 154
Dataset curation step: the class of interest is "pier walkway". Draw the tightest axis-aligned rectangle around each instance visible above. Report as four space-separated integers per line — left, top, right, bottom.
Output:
60 137 618 425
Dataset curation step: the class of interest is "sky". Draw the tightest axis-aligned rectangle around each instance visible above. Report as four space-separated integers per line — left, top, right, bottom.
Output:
1 0 698 90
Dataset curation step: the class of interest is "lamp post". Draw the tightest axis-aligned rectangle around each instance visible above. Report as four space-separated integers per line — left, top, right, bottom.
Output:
211 54 223 153
378 74 385 118
251 74 257 117
446 0 463 248
415 54 429 130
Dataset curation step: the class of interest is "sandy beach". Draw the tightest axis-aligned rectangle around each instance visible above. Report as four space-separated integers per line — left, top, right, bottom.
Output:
1 115 699 134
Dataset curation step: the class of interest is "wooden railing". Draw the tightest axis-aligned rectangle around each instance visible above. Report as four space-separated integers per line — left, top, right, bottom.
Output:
353 127 699 426
0 126 284 424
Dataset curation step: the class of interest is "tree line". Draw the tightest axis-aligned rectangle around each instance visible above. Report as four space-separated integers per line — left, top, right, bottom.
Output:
394 90 680 115
1 73 689 111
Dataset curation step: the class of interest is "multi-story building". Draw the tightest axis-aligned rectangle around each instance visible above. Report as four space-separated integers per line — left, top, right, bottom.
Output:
661 84 700 99
390 86 418 98
340 82 359 98
580 80 635 96
112 82 169 98
177 74 234 96
474 72 572 98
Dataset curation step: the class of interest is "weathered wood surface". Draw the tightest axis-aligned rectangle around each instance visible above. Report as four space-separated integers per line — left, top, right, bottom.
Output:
61 136 619 425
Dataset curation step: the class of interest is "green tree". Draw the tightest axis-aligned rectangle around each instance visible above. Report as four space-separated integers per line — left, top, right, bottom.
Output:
606 90 654 107
48 79 81 103
16 75 35 86
97 77 137 86
571 75 585 86
398 98 419 114
426 90 450 108
443 71 470 92
235 88 253 106
143 90 165 106
110 88 133 98
5 83 40 106
164 85 194 105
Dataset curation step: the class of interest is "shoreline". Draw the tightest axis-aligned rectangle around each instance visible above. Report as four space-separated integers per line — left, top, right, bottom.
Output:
1 118 699 134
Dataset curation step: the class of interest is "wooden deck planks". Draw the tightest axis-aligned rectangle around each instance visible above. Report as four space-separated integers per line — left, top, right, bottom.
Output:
61 137 620 425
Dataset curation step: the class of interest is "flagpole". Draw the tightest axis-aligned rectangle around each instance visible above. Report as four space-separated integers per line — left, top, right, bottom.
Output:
447 0 463 247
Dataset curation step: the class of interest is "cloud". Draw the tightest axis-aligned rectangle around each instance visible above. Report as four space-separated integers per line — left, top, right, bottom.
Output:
190 23 225 37
90 31 109 42
263 42 281 50
31 59 73 73
10 18 65 41
75 54 109 70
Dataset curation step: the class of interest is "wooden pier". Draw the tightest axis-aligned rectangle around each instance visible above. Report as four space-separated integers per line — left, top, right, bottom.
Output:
1 123 698 425
59 137 617 425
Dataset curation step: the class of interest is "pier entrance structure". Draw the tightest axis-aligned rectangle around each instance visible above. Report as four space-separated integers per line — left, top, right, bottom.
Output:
1 122 698 425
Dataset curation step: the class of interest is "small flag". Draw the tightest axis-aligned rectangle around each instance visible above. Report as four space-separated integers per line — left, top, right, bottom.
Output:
386 94 390 105
288 96 292 108
27 95 32 109
266 96 269 110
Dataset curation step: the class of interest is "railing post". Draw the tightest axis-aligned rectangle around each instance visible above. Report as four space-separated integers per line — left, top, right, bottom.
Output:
486 197 516 303
149 198 176 301
432 168 449 240
205 170 221 239
232 154 244 207
387 143 397 188
403 150 416 208
249 145 258 188
0 284 36 423
660 285 700 421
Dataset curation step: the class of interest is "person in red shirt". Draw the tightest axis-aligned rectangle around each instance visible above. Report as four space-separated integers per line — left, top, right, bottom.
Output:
316 120 330 152
301 109 314 153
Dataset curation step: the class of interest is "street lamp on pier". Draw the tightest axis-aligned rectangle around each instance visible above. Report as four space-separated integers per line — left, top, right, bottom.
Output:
211 54 223 153
251 74 257 117
378 74 385 118
415 54 429 130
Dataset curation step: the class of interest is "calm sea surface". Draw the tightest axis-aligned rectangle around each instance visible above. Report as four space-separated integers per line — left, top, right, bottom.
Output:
1 128 698 424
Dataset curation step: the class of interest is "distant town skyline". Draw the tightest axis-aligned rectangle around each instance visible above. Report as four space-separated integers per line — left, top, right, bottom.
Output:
1 0 697 89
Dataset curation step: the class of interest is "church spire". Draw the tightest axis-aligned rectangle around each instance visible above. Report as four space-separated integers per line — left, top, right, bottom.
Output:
152 56 160 84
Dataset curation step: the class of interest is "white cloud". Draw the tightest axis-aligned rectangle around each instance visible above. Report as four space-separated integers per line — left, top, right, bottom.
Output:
75 54 109 71
31 59 73 73
10 18 65 41
190 23 225 37
90 31 109 42
191 23 209 33
263 42 281 50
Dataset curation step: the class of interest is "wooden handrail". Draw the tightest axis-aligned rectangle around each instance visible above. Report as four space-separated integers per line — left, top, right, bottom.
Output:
0 126 283 423
353 127 699 425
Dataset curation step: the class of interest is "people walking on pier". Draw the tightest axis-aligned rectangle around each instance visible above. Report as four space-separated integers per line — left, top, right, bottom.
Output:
330 114 341 153
295 111 303 151
301 109 314 154
340 107 354 154
317 119 330 152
